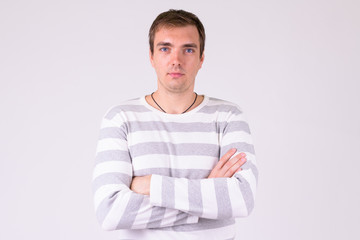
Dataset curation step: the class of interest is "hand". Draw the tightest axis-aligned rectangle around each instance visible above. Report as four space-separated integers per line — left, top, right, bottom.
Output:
130 175 151 195
208 148 247 178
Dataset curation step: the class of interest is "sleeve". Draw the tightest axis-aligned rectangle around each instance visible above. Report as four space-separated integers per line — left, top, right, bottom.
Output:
149 108 258 219
92 107 199 231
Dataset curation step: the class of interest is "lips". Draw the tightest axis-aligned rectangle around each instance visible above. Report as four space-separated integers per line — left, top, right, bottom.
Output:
169 72 184 78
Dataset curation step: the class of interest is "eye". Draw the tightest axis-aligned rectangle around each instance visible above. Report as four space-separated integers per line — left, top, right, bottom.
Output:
185 48 194 53
160 47 169 52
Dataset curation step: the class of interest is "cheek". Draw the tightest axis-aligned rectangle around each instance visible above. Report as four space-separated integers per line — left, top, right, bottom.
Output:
154 59 167 69
189 63 201 74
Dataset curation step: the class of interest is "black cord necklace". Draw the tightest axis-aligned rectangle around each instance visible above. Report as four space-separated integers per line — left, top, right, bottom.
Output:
151 92 198 114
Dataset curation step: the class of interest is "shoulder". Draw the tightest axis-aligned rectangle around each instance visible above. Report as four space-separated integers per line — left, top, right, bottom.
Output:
103 97 148 120
202 96 243 116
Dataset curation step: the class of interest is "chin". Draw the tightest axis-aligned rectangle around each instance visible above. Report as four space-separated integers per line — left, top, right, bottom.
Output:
168 85 192 93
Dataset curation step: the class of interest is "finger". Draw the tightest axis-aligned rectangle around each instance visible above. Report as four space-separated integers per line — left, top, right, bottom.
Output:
233 166 243 176
224 157 247 178
224 158 246 178
208 150 237 178
216 148 237 169
220 148 237 162
233 165 243 174
219 154 244 176
208 156 246 179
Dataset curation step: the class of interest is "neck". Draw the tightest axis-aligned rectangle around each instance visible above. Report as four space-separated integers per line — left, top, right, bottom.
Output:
149 90 201 114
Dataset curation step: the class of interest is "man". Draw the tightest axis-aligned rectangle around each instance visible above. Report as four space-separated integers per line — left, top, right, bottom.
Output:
93 9 258 240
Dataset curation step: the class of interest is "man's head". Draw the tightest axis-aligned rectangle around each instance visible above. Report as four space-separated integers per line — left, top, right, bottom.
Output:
149 10 205 94
149 9 206 59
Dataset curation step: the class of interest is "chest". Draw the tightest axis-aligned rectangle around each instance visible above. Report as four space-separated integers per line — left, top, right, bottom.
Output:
126 120 221 178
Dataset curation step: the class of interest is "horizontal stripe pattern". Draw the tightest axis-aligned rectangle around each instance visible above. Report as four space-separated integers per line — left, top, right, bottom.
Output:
116 220 236 239
128 131 220 145
105 111 244 124
93 161 132 180
101 118 249 133
96 138 128 153
95 150 131 164
130 142 220 158
132 155 218 171
134 168 211 179
93 96 258 239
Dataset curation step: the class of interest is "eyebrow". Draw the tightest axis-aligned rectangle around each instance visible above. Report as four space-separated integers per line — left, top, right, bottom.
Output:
183 43 198 48
156 42 198 48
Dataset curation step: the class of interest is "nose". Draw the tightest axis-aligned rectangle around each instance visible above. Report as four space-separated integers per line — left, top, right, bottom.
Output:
170 49 182 66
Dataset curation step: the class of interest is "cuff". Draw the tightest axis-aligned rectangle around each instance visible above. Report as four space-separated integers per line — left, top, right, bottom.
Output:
149 174 162 206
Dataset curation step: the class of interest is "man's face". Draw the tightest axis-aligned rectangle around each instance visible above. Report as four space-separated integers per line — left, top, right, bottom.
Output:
150 25 204 94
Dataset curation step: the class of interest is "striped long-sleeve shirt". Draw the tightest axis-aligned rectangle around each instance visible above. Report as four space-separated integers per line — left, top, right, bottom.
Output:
93 95 258 240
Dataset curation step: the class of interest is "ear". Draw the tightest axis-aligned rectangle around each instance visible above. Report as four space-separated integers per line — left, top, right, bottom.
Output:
149 49 155 68
199 52 205 68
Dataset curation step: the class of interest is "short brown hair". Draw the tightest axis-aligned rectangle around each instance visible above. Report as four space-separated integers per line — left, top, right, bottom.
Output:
149 9 206 58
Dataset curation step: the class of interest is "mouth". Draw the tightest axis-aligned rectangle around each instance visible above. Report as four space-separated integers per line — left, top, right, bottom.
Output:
168 72 184 78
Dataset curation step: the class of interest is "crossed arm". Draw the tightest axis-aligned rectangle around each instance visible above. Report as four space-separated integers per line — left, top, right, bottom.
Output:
94 145 255 230
94 107 257 230
130 149 247 195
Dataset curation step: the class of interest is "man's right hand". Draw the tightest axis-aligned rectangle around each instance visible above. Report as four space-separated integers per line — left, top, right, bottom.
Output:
208 148 247 178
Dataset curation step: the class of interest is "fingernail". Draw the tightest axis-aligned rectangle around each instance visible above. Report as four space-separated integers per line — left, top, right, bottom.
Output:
240 152 246 157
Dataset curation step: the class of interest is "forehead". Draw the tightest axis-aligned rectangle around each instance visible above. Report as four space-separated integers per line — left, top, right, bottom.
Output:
154 25 200 45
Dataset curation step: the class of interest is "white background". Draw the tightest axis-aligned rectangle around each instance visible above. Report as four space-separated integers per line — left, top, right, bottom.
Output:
1 0 359 239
